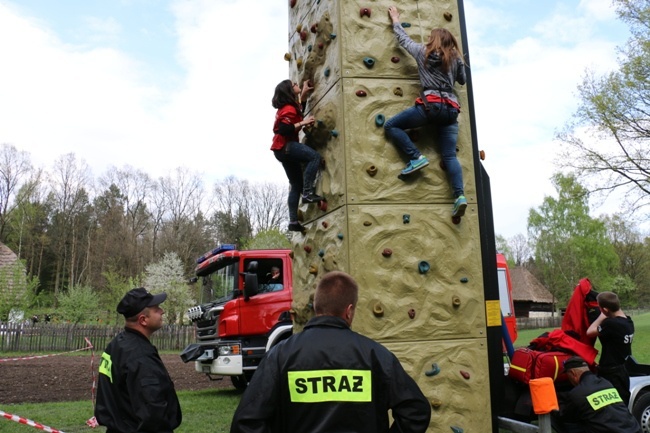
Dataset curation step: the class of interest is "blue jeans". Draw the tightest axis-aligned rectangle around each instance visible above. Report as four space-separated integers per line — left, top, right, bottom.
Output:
384 103 464 197
274 141 321 222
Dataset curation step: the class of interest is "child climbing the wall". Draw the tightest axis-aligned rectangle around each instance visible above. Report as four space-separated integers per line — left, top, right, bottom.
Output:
271 79 324 232
384 5 467 218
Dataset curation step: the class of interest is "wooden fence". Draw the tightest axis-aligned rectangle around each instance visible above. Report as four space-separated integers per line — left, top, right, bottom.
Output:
0 322 195 353
516 316 562 330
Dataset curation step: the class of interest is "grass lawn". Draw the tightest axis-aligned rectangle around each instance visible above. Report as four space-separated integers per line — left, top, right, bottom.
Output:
2 312 649 432
0 388 241 433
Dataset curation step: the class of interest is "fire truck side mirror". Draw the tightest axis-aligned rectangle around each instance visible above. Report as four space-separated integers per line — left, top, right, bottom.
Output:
243 273 259 300
243 261 259 300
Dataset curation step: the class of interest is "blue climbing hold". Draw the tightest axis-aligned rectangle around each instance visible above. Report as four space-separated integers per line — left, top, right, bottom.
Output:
363 57 375 68
375 114 385 127
418 261 430 274
425 363 440 377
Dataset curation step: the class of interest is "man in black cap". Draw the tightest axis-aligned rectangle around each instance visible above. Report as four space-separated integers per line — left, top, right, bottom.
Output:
95 288 182 433
552 356 640 433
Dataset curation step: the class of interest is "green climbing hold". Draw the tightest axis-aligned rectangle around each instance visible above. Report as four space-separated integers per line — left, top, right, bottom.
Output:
401 22 411 28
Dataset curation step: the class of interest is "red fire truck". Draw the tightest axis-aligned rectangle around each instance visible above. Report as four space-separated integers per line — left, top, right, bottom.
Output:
180 245 294 389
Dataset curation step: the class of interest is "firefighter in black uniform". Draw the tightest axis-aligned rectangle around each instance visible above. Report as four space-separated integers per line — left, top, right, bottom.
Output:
95 288 182 433
230 271 431 433
586 291 635 405
552 356 640 433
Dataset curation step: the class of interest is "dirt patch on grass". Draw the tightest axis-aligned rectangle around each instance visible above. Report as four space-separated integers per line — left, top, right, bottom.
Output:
0 354 231 404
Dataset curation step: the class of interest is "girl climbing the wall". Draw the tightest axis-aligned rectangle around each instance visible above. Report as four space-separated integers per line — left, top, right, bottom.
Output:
271 79 324 232
384 5 467 218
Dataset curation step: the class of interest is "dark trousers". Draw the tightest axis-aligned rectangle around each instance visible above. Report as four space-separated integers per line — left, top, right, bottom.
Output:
598 364 631 405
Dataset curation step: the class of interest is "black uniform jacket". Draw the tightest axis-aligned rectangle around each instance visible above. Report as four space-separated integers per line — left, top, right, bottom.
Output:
95 327 182 433
557 371 640 433
231 315 431 433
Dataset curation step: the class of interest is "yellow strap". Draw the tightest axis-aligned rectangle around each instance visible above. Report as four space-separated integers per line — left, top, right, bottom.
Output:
510 364 526 373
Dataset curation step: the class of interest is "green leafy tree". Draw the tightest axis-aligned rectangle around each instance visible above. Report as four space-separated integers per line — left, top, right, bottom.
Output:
100 269 143 324
144 252 194 325
603 214 650 305
57 285 100 324
557 0 650 213
242 228 291 250
528 173 619 306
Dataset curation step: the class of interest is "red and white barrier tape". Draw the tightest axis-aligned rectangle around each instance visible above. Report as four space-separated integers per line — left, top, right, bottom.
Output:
84 337 98 428
0 409 66 433
0 343 94 363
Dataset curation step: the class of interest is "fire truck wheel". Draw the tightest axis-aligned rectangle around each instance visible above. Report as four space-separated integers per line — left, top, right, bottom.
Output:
231 374 248 391
632 392 650 432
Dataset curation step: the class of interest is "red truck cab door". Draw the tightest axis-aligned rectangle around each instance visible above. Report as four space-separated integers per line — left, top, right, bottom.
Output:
237 254 293 337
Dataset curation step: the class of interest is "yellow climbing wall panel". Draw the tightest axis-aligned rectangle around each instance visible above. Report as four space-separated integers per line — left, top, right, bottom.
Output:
287 0 491 430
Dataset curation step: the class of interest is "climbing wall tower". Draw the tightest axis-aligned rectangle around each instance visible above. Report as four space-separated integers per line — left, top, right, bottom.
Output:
286 1 503 432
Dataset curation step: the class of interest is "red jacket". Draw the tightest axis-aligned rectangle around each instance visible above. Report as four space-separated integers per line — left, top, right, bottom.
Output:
562 278 599 346
271 104 302 151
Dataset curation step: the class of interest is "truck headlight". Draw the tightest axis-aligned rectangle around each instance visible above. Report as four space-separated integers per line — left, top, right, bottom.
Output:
218 344 241 356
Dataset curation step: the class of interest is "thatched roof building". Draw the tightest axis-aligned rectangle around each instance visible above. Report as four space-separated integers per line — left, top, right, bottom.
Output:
510 266 555 317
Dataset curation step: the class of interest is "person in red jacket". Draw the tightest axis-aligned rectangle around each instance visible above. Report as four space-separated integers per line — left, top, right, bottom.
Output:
271 79 324 232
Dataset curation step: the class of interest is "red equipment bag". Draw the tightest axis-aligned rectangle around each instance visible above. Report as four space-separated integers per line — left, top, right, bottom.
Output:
508 348 537 384
533 351 572 383
508 348 572 384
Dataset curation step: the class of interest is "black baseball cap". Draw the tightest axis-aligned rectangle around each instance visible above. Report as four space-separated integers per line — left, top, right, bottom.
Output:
563 356 589 373
117 287 167 318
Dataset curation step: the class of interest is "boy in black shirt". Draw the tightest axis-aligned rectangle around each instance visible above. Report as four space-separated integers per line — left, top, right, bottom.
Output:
586 291 634 405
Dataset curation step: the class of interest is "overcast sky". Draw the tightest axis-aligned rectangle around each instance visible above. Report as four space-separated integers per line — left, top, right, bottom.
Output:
0 0 630 240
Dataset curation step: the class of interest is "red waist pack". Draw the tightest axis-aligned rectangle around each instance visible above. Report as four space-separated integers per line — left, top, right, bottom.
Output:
508 348 573 384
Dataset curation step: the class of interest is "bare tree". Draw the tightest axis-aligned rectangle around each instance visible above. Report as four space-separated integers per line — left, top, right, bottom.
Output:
251 182 287 232
0 143 41 243
156 167 206 268
509 234 532 266
99 165 155 275
557 0 650 214
47 153 93 298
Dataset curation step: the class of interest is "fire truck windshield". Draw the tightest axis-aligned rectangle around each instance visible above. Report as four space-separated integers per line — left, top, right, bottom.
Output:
200 261 238 304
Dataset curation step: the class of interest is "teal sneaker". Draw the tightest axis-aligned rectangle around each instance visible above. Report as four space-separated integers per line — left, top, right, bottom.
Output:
453 195 467 217
400 155 429 175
